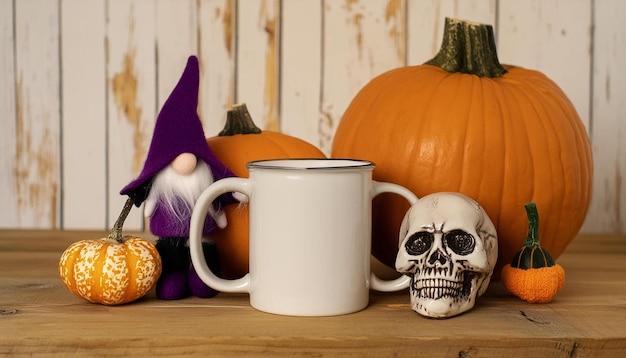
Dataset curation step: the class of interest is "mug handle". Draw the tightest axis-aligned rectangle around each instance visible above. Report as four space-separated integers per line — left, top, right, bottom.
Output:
369 181 419 292
189 177 251 293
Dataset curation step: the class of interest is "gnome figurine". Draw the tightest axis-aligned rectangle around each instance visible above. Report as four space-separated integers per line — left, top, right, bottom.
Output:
120 55 237 300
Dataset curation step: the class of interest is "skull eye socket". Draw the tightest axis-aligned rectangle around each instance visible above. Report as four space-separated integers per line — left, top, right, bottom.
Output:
404 232 433 256
444 230 475 255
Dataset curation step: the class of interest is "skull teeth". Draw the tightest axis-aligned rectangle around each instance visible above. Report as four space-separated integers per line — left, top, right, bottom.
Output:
413 278 463 300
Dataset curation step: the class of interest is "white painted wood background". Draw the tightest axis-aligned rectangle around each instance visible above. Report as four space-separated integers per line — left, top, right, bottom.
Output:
0 0 624 233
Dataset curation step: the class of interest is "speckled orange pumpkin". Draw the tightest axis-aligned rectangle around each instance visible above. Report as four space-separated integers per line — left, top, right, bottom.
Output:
59 199 162 305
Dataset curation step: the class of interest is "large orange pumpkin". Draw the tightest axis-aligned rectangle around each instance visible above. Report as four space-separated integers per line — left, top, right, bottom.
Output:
208 103 326 278
331 18 592 275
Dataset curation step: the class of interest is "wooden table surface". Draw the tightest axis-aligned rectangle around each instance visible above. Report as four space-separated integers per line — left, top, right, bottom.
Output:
1 230 625 357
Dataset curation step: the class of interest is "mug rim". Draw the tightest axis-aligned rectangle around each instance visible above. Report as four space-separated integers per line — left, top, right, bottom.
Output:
246 158 375 170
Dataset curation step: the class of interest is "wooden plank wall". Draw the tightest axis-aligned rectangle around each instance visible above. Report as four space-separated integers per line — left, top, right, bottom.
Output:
0 0 624 234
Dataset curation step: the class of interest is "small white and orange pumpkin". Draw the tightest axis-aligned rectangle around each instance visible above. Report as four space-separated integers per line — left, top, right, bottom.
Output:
59 199 162 305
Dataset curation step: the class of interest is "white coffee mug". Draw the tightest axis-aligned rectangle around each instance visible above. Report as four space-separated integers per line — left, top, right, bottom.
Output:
189 159 418 316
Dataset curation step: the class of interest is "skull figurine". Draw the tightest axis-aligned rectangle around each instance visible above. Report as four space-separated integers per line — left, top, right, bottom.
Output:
395 192 498 318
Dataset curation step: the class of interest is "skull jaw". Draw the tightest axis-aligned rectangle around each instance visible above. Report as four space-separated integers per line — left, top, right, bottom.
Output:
408 271 488 318
409 294 477 318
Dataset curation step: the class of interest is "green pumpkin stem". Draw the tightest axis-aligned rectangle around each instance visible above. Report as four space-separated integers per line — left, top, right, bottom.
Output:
219 103 262 136
107 197 134 244
510 202 556 269
523 202 540 247
425 17 507 78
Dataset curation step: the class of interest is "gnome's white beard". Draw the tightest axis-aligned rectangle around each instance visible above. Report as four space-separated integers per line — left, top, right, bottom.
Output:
145 159 215 225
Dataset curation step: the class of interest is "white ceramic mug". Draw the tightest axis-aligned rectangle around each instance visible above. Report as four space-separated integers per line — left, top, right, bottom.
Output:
189 159 418 316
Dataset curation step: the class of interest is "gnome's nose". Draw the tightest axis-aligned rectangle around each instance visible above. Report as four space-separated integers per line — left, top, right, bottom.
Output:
172 152 197 175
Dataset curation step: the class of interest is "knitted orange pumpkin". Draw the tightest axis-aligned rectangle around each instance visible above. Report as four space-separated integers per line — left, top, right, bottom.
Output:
331 18 592 274
207 104 326 278
501 202 565 303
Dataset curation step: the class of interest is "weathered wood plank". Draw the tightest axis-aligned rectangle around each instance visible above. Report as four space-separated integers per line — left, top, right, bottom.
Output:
280 0 323 148
0 0 18 228
60 0 107 230
321 0 407 155
11 0 61 229
107 0 157 230
583 0 626 234
236 0 280 131
1 231 625 356
0 1 624 233
156 0 199 109
198 0 237 135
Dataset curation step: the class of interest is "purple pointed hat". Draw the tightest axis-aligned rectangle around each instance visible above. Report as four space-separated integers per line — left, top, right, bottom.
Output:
120 55 234 205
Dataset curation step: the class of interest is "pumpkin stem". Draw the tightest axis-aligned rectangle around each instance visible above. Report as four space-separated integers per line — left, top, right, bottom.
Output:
219 103 262 136
510 202 556 269
425 17 507 78
107 197 134 244
523 202 540 247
